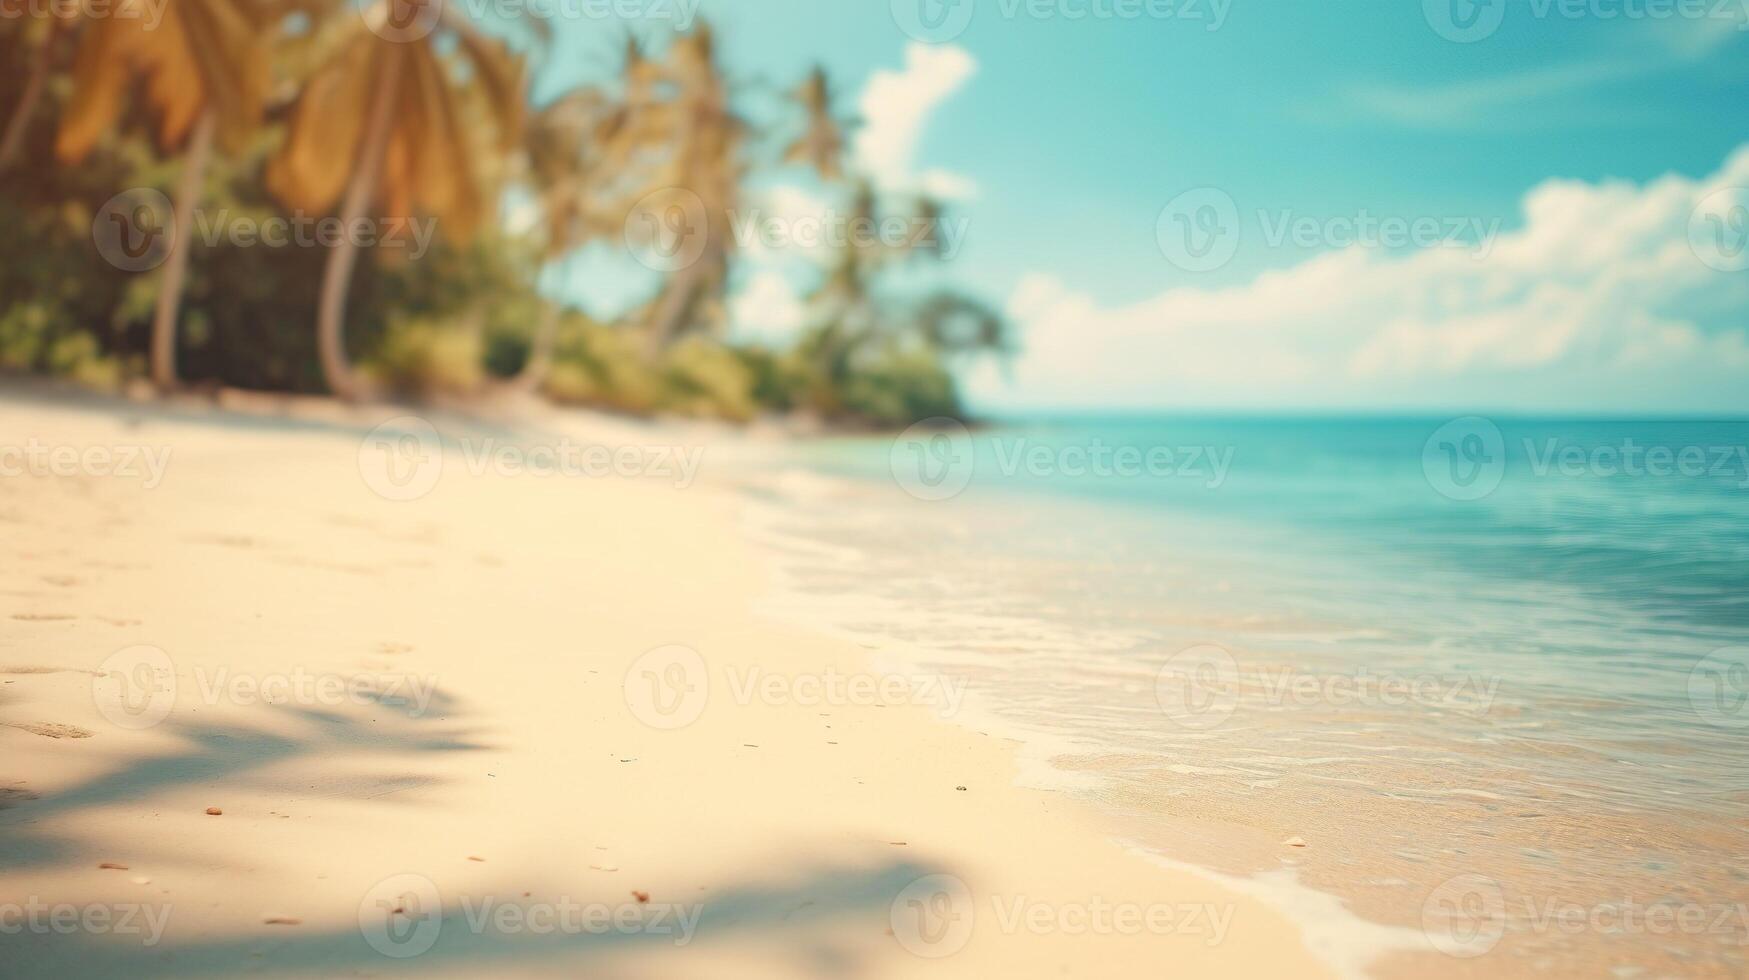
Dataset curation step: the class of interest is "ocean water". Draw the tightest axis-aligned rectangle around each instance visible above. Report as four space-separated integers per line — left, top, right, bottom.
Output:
735 416 1749 977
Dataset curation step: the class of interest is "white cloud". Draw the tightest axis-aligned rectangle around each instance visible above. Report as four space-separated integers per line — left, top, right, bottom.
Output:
728 44 981 344
729 268 806 344
853 43 979 199
973 145 1749 412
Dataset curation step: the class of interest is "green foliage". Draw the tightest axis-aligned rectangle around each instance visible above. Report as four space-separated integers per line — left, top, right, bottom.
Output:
370 314 488 398
0 25 1009 428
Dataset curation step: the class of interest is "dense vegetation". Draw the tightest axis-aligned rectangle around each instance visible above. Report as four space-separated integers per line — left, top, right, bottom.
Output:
0 9 1008 426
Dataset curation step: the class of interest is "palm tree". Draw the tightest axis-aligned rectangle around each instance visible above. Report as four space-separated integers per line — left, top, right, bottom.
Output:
782 65 847 180
508 41 660 390
266 0 524 400
0 17 73 172
54 0 268 392
640 24 745 356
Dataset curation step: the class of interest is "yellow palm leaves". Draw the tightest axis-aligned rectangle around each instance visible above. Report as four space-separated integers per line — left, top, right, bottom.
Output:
266 7 524 242
55 0 267 162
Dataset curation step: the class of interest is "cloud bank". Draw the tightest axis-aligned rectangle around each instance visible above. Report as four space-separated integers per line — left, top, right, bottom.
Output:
974 146 1749 412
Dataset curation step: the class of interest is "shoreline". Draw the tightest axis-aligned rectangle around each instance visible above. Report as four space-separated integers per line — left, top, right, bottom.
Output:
1 390 1337 977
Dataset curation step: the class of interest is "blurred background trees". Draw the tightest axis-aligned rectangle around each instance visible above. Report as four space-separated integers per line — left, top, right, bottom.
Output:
0 4 1009 427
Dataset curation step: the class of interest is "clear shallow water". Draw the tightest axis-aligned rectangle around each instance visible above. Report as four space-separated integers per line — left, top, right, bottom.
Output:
736 417 1749 977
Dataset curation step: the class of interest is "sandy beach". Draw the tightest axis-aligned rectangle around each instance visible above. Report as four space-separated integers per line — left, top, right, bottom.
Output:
0 386 1335 978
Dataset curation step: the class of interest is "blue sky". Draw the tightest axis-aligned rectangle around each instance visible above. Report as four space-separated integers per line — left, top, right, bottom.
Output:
523 0 1749 413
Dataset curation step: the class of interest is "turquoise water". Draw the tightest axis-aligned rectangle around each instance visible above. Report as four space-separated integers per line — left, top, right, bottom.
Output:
747 416 1749 975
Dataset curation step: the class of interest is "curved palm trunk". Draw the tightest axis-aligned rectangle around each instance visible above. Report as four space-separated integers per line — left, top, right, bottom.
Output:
644 251 710 357
148 108 216 392
0 25 59 172
315 46 403 401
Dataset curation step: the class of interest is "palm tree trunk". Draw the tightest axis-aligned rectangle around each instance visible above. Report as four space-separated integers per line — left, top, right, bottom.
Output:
315 46 403 401
0 25 59 173
506 301 559 392
644 255 705 357
148 108 217 392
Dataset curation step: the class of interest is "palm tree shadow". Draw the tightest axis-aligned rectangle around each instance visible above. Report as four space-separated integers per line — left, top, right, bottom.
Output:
0 695 491 875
